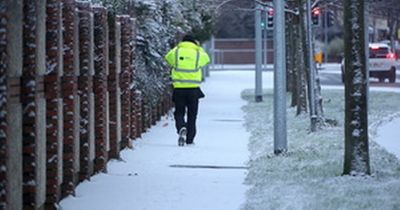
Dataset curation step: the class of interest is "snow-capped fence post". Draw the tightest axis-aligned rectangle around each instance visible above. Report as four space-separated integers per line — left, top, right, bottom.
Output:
21 0 47 208
5 1 24 209
61 0 80 198
44 0 63 207
0 1 7 208
118 15 132 149
93 6 109 173
108 15 122 159
77 1 95 181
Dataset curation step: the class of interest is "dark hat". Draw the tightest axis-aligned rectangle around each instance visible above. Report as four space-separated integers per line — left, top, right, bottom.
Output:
182 35 197 45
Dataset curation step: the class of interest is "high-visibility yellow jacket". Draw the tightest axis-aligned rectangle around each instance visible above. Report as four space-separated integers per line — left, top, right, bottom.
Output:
164 41 210 88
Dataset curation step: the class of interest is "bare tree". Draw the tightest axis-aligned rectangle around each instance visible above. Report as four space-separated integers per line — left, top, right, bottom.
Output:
343 0 370 176
299 0 323 125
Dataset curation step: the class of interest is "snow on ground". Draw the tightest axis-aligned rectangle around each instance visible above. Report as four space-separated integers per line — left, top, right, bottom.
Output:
373 115 400 160
241 86 400 209
60 69 400 210
60 71 272 210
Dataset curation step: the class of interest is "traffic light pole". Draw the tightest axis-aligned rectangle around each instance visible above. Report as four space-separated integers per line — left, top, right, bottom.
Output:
255 3 263 102
273 0 287 154
264 14 267 72
324 7 329 63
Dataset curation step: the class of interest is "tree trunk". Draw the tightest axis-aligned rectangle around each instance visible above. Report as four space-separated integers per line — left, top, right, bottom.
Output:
343 0 370 176
287 9 305 111
289 15 298 108
296 33 307 115
286 13 294 94
387 11 397 50
295 0 308 115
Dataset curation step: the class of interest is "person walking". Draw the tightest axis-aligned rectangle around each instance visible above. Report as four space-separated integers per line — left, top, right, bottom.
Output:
164 35 210 146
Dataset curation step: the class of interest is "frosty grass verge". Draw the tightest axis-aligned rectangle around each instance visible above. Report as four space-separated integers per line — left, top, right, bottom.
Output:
241 89 400 210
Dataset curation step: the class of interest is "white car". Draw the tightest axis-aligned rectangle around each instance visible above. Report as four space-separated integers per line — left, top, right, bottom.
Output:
341 43 397 83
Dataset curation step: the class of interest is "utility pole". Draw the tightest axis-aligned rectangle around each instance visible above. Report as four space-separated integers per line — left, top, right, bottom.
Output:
273 0 287 154
306 0 317 132
255 2 263 102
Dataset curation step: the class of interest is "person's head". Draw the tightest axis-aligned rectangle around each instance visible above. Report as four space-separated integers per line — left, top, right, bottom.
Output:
182 34 198 45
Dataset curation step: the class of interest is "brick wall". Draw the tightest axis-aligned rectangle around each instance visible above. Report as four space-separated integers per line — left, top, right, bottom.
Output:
0 0 173 209
21 0 47 208
45 0 63 208
77 1 95 182
61 0 79 198
108 14 122 159
93 6 109 173
119 15 132 150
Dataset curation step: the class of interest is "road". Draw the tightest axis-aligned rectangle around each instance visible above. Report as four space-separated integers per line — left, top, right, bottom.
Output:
209 63 400 87
319 63 400 87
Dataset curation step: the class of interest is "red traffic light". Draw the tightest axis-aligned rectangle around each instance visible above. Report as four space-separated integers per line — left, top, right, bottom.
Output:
268 9 274 16
312 7 320 16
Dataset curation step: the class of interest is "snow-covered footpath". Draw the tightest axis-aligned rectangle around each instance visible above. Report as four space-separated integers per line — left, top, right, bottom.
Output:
59 71 257 210
60 70 400 210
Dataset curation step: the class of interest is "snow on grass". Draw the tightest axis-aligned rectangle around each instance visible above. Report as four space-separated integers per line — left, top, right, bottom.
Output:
241 89 400 210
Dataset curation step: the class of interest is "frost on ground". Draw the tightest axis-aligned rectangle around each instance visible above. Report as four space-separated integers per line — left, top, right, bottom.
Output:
241 89 400 210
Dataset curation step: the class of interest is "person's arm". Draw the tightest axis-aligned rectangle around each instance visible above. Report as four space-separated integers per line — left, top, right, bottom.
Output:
198 47 210 68
164 47 177 67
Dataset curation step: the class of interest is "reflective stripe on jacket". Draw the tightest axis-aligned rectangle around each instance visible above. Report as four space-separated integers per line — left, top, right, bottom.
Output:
164 41 210 88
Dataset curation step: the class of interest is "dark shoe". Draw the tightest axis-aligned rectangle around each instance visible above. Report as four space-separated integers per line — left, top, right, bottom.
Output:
178 127 187 146
186 139 194 145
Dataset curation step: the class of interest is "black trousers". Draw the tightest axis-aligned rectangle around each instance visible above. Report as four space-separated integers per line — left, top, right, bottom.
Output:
172 88 204 143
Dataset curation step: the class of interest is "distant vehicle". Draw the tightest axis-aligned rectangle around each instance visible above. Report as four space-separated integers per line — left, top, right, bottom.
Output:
341 43 397 83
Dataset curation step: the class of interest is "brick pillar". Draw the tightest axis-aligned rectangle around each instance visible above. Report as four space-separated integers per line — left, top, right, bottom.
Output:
129 18 137 141
22 0 47 208
45 0 63 207
118 15 132 149
135 91 143 138
142 102 147 132
152 104 157 125
0 1 7 209
158 101 162 121
5 1 23 209
77 2 95 181
108 15 121 159
61 0 79 198
93 6 108 173
130 92 137 139
146 103 151 129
